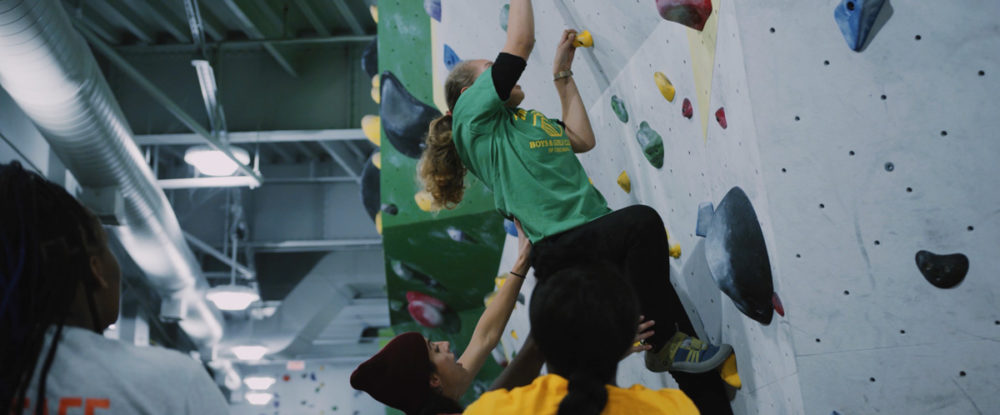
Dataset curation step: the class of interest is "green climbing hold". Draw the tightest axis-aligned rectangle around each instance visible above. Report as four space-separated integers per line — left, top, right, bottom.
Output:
500 4 510 31
611 95 629 123
636 121 665 168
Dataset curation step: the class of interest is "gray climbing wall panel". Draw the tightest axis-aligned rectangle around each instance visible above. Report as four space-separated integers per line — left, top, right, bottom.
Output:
437 0 999 413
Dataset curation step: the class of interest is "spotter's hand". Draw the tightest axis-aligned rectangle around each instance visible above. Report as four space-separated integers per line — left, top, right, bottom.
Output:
553 29 578 75
625 315 655 357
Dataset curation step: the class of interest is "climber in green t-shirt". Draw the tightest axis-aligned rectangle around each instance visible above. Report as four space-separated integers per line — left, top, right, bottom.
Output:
416 1 733 413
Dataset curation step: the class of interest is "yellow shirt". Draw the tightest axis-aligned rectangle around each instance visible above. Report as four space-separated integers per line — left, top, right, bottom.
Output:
464 374 699 414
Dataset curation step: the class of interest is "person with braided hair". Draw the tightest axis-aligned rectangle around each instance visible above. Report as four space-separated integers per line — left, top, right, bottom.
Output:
0 161 228 414
418 0 733 412
464 262 699 415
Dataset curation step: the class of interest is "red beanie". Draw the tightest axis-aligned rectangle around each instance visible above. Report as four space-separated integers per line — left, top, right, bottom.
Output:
350 332 433 414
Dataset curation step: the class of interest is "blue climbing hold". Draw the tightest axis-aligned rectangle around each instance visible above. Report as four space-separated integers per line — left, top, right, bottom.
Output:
834 0 886 51
444 44 461 71
424 0 441 22
695 202 714 237
500 4 510 32
503 219 518 237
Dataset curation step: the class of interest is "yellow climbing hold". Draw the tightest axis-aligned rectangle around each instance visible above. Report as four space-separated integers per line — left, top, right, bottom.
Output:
654 72 676 102
369 5 378 23
375 211 383 235
665 227 682 258
496 275 508 289
371 88 380 104
483 291 497 307
372 152 381 169
588 177 594 185
574 30 594 48
617 170 631 193
362 115 380 146
720 354 741 389
415 190 433 212
510 329 519 340
371 75 381 104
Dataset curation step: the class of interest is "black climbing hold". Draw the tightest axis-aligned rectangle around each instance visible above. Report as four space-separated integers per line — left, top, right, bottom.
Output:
381 203 399 215
940 130 948 136
884 162 894 172
380 71 443 158
704 187 776 325
361 39 378 78
915 250 969 289
359 156 380 221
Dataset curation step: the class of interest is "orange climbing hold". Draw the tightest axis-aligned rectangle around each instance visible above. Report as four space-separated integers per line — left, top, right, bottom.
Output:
574 30 594 48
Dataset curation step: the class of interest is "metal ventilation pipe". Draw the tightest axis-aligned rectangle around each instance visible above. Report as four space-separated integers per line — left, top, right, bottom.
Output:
0 0 223 347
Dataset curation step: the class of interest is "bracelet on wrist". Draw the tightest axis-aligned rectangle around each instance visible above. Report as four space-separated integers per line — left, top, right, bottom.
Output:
553 70 573 81
509 271 526 279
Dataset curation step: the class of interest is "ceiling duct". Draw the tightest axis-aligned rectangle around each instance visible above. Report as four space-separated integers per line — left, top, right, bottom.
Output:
0 0 223 347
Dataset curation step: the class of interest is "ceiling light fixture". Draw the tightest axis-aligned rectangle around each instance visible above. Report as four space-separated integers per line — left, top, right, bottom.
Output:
206 284 260 311
231 345 269 361
184 145 250 176
244 376 276 391
245 392 274 406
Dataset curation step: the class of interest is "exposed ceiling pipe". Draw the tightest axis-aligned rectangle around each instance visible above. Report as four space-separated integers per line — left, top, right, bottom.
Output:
221 250 386 359
0 0 223 348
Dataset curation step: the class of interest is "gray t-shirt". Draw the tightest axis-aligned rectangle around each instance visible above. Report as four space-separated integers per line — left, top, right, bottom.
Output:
23 326 229 414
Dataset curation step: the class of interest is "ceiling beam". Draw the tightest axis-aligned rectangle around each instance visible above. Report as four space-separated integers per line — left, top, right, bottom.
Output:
119 0 191 43
220 0 298 77
247 239 382 253
184 231 255 278
113 35 375 53
158 176 356 189
76 23 262 185
330 0 363 35
317 141 360 180
266 142 296 164
88 1 154 43
134 129 366 145
293 0 330 36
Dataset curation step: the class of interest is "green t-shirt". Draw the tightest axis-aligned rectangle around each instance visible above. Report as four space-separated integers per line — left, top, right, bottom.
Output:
452 67 611 243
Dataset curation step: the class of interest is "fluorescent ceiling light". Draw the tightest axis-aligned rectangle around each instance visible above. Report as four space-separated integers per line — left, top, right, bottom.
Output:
206 285 260 311
184 145 250 176
231 345 269 361
244 376 276 390
245 392 274 406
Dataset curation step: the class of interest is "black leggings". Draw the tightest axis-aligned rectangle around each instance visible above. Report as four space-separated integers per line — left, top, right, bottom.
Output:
531 205 732 414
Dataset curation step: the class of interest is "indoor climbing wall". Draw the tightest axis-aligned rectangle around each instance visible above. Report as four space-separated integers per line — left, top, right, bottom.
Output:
435 0 999 413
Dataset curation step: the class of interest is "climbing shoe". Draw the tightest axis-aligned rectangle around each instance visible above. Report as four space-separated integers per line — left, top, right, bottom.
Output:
645 331 733 373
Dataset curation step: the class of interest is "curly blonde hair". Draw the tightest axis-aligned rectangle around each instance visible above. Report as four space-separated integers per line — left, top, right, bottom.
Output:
418 61 482 210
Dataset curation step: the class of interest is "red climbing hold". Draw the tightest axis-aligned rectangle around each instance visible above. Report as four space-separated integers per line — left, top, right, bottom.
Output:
682 98 693 119
772 292 785 317
283 374 291 382
655 0 713 31
715 107 727 129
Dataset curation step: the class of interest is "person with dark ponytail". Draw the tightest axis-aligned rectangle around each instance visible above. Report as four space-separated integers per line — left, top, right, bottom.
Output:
465 263 699 414
418 1 733 413
0 161 228 414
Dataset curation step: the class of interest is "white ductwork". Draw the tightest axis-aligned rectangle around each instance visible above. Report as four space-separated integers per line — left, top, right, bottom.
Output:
0 0 223 347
